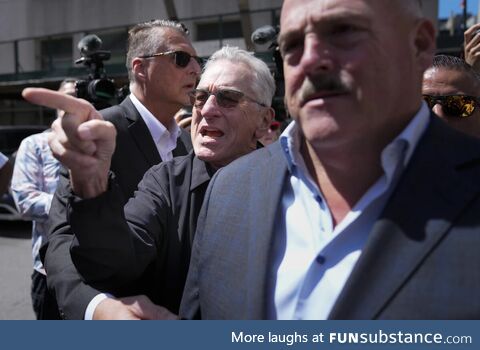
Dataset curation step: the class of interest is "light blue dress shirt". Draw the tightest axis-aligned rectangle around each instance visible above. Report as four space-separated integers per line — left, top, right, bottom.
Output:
270 103 430 319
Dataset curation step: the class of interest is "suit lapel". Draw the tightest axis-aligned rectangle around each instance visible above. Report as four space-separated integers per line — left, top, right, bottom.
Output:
122 97 161 166
329 117 480 319
244 144 289 319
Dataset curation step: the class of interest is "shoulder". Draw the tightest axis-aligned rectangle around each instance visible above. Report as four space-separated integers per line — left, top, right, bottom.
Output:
215 142 283 181
144 152 194 183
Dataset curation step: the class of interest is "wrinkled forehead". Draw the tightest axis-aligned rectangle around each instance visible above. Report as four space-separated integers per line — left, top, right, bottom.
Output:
279 0 389 39
198 60 254 91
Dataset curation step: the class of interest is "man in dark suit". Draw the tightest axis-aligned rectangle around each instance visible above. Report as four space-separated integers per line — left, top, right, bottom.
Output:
178 0 480 319
37 19 200 319
23 46 275 319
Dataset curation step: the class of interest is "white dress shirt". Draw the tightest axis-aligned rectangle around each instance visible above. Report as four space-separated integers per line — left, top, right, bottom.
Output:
270 103 430 319
129 93 181 162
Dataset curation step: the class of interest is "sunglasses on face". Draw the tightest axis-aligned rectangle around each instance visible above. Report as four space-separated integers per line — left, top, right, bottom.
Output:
190 88 267 109
423 94 480 118
138 50 204 68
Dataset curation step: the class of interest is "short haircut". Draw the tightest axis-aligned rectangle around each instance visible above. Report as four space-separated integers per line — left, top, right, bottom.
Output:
126 19 190 82
203 46 276 107
430 54 480 84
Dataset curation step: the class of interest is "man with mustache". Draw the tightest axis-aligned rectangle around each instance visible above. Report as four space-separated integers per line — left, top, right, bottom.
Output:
23 46 275 319
179 0 480 319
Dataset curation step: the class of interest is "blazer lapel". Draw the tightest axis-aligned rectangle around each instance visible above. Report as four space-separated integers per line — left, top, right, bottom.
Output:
122 97 161 166
243 143 289 319
329 117 480 319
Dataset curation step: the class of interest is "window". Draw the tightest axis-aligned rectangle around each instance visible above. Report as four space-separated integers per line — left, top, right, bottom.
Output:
40 37 72 71
196 20 243 41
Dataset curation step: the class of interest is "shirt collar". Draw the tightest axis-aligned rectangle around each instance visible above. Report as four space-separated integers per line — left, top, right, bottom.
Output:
280 101 430 178
191 153 216 191
129 92 181 142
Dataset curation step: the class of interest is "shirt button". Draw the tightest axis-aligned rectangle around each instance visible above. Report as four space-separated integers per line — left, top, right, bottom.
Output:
316 255 326 264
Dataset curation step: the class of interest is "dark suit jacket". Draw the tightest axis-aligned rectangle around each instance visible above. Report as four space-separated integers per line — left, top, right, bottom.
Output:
180 115 480 319
67 152 213 313
43 96 192 319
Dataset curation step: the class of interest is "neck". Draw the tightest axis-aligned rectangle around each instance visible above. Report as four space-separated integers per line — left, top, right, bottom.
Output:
130 84 180 129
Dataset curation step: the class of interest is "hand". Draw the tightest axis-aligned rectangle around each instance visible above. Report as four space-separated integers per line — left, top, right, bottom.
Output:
93 295 179 320
464 23 480 71
22 88 116 198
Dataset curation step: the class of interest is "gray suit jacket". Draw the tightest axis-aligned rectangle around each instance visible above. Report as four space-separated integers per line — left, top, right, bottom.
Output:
180 116 480 319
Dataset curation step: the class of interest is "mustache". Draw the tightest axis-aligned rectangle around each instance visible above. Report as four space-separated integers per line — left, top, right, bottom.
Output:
298 74 351 103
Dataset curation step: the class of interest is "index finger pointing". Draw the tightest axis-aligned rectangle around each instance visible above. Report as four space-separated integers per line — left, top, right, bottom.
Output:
22 87 102 121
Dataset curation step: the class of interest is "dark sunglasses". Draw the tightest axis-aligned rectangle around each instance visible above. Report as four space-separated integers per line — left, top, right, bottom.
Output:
190 88 267 109
423 94 480 118
138 50 203 68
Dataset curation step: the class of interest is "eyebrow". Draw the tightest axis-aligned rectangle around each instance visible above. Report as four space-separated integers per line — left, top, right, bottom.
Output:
278 10 372 46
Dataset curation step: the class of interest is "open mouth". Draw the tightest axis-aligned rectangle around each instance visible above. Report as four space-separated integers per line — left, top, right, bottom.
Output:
200 126 224 138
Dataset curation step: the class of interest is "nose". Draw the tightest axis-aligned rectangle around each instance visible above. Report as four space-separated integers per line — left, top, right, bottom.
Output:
299 34 334 74
199 94 221 118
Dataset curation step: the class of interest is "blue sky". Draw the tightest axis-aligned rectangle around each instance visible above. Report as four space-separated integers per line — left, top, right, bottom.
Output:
439 0 478 18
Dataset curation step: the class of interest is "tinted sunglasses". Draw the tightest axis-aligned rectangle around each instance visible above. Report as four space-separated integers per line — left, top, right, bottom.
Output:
423 94 479 118
138 50 203 68
190 88 267 109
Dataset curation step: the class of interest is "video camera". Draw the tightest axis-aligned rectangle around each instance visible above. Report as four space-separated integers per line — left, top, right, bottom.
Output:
251 25 288 122
75 34 117 109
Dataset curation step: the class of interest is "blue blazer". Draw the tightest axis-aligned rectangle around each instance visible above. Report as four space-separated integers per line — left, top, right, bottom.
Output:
180 115 480 319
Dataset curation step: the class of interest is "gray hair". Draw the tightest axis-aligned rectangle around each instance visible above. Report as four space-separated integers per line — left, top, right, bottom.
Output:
203 46 276 107
126 19 189 82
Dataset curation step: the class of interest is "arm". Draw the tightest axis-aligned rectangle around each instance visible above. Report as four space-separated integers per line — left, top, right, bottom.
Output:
11 136 56 221
45 167 175 319
69 164 170 288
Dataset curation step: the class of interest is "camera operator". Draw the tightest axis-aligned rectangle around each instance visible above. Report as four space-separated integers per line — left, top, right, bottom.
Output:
38 19 201 319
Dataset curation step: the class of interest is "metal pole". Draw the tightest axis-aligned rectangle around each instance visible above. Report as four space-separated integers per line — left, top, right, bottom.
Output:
464 0 468 30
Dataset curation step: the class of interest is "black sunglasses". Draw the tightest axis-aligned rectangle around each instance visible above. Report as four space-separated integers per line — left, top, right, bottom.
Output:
423 94 480 118
190 88 266 109
138 50 203 68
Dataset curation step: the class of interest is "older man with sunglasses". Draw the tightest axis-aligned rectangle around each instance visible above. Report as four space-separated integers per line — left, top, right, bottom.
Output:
23 46 275 319
37 19 200 319
423 54 480 138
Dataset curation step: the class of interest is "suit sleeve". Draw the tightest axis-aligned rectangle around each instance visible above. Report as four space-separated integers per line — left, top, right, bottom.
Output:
69 165 171 291
43 168 102 319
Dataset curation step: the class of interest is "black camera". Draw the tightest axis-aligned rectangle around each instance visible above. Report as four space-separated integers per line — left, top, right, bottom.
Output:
75 34 116 109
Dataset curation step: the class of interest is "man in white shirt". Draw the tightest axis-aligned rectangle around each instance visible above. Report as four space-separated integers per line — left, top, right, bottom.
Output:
178 0 480 319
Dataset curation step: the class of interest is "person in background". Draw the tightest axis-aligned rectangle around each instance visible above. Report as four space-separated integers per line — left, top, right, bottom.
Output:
423 54 480 138
11 78 76 319
23 46 275 319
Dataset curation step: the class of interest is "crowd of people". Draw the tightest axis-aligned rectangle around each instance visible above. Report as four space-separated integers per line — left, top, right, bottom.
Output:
4 0 480 319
